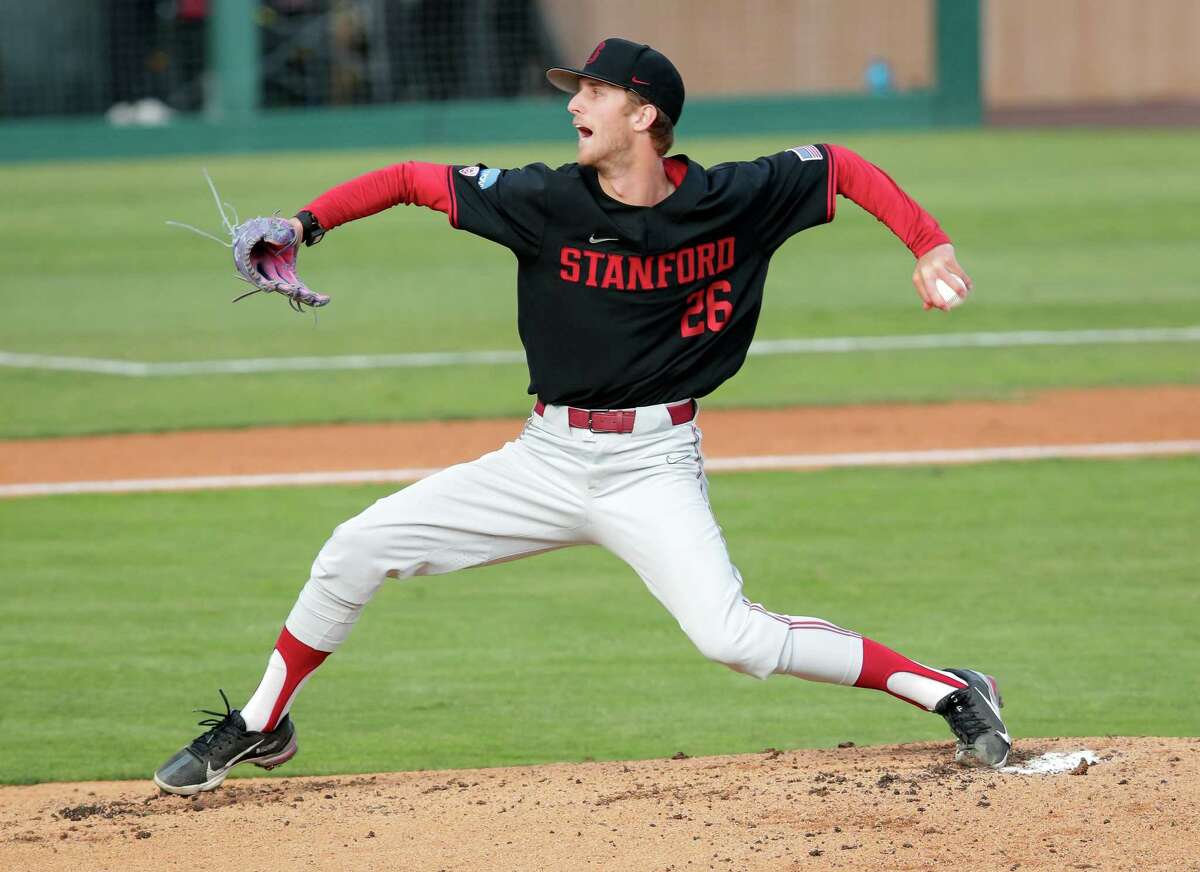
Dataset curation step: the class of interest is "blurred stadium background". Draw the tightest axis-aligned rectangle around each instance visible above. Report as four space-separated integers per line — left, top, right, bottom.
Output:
2 0 1198 159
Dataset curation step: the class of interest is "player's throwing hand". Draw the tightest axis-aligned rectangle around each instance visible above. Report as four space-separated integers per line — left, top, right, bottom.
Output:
913 242 972 310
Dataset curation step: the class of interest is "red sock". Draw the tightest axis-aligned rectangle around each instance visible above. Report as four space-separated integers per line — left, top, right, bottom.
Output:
854 637 966 710
242 627 331 733
266 627 329 730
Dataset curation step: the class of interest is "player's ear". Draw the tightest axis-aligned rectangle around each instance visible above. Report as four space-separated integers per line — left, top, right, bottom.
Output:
632 103 657 133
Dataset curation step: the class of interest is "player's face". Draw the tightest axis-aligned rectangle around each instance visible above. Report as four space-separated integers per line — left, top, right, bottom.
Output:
568 78 637 167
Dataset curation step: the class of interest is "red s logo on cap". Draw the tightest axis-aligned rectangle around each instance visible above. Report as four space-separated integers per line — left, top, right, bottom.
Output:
586 41 606 65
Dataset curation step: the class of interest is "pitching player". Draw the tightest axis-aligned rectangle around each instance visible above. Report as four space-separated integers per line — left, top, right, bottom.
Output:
154 38 1010 795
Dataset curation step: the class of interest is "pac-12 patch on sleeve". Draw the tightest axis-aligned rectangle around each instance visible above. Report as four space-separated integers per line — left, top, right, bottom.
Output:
789 145 823 161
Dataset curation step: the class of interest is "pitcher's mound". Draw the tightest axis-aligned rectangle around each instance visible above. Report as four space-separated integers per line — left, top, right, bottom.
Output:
2 737 1196 871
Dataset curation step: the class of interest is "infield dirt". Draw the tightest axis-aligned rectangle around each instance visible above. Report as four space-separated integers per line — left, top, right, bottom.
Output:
2 737 1197 871
2 385 1198 487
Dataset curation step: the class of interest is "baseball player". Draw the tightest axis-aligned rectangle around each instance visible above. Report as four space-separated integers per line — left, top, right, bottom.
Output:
154 38 1010 796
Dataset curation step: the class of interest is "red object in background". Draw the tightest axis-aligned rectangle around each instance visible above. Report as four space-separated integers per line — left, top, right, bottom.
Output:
178 0 207 19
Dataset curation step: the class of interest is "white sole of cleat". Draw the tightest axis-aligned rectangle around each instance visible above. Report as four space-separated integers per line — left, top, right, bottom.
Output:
153 769 229 796
253 736 298 770
153 736 298 795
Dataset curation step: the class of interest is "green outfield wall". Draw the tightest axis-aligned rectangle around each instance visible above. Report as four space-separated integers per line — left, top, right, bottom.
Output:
0 1 979 162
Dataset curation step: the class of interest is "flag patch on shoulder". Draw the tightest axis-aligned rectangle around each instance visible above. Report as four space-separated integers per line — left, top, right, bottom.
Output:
789 145 823 161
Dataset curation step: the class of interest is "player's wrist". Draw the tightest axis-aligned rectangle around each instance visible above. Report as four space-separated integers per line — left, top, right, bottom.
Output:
912 236 952 260
295 210 326 247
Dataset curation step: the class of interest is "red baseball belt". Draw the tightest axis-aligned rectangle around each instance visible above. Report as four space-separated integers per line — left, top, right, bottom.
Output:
533 399 696 434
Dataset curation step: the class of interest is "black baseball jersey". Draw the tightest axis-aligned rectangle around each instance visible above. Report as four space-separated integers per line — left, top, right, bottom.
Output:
447 146 834 409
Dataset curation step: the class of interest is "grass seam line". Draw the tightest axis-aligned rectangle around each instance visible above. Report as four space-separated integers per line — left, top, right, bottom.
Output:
2 326 1198 377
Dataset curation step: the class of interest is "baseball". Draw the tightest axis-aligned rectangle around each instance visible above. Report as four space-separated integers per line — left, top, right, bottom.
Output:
934 275 967 308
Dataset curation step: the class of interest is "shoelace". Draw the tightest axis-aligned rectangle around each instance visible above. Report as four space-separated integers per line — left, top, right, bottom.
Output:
945 689 992 741
187 689 244 754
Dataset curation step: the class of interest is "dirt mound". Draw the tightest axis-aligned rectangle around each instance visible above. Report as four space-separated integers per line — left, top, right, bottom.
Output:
2 737 1195 871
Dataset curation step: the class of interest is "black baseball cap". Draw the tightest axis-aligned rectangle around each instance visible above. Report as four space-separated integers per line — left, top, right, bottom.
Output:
547 38 685 126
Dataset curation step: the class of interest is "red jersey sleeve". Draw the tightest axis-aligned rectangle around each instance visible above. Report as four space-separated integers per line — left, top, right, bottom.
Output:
826 144 950 258
302 162 453 230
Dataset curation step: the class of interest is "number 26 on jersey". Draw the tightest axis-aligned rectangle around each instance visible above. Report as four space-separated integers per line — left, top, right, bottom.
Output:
680 280 733 338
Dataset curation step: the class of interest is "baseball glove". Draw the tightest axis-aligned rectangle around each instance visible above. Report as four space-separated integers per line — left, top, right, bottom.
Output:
231 216 330 311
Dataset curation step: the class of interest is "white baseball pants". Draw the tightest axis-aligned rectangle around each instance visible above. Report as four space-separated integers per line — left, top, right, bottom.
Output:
285 401 866 685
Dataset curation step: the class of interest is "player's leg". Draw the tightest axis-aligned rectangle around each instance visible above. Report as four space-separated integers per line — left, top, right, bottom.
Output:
155 428 587 794
589 446 867 684
242 433 585 728
589 422 1009 766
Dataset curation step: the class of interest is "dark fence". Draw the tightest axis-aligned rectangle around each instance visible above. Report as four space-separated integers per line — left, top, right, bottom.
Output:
0 0 560 120
0 1 981 161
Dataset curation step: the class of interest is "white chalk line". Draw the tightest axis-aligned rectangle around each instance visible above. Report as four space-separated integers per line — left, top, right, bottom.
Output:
3 440 1196 498
2 326 1198 376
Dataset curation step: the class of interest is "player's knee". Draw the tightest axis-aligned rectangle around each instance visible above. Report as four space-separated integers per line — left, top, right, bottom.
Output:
690 630 773 680
309 517 393 603
311 502 471 598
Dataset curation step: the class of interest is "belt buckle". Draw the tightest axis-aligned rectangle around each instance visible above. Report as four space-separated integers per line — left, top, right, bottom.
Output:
587 409 633 433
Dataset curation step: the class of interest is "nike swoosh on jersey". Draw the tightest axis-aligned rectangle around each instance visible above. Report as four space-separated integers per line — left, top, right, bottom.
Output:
589 234 619 244
666 453 691 464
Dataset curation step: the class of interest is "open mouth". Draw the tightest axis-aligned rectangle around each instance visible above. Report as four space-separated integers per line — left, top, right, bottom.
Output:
576 126 594 139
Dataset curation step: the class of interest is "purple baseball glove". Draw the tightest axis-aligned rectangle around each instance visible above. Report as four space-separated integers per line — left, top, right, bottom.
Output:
232 216 330 310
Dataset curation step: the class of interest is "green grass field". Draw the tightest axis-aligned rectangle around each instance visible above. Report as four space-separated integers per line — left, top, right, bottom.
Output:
2 126 1198 786
2 457 1196 784
2 127 1198 437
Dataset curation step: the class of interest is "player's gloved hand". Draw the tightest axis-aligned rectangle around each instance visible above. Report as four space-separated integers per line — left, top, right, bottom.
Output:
912 243 972 311
232 216 330 310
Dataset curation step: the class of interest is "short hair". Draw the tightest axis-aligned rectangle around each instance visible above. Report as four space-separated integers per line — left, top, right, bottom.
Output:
625 90 675 157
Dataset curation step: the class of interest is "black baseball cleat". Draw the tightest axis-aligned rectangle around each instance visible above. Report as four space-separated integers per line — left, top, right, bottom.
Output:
153 690 298 796
935 668 1011 769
